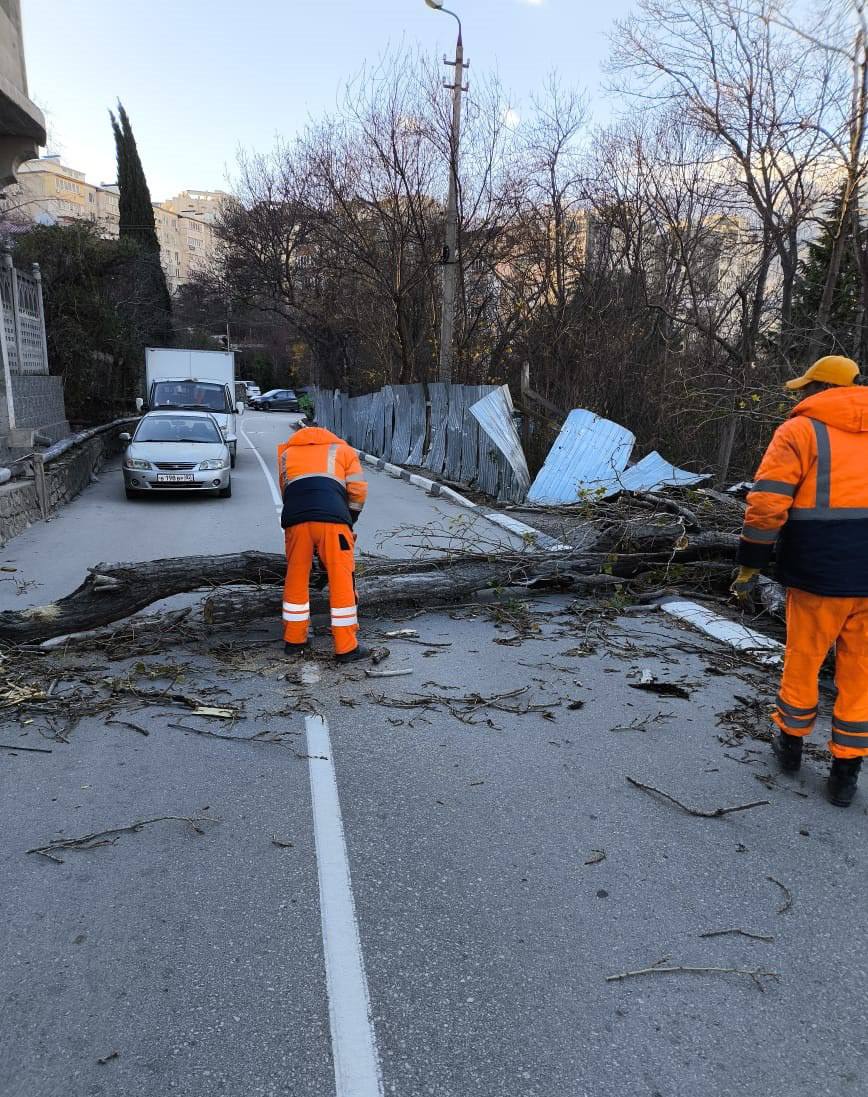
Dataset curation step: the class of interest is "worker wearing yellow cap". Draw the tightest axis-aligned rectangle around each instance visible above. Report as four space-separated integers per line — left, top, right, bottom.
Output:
732 355 868 806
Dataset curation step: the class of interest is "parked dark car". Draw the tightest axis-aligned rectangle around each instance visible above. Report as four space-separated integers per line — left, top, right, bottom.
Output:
251 388 299 412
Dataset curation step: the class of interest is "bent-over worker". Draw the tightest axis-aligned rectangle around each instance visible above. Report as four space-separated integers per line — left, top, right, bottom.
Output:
733 355 868 807
277 423 370 662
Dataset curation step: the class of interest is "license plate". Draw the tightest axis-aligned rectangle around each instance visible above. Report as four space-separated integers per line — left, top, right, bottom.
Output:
156 473 195 483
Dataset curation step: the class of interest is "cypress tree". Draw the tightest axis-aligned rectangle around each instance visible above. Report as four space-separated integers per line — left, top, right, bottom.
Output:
109 101 172 341
791 188 862 359
110 102 161 252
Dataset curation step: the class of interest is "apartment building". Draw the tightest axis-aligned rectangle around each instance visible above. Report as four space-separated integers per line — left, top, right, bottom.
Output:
8 157 225 293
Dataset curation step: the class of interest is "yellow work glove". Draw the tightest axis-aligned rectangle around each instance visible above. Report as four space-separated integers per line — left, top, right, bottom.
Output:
730 566 760 608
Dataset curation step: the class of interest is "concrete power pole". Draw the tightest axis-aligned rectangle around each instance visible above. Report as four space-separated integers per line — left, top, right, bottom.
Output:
427 3 468 384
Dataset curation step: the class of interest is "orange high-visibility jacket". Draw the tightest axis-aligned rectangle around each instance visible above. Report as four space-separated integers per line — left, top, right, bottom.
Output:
738 386 868 595
277 427 368 530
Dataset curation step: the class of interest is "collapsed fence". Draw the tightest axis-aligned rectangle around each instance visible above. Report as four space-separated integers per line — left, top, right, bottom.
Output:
313 383 527 503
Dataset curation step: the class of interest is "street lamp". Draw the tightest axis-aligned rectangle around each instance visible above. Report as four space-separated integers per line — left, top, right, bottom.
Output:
424 0 467 385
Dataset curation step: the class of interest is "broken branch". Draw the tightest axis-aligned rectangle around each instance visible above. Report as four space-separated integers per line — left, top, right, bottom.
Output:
625 776 771 818
26 813 209 863
606 964 778 987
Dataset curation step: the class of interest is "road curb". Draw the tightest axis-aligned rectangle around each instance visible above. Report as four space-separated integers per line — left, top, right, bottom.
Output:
357 450 567 552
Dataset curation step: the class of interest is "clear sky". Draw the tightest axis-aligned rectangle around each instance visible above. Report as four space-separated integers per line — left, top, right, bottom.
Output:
20 0 636 202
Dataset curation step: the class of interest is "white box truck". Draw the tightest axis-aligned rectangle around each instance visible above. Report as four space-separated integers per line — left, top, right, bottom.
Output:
138 348 243 466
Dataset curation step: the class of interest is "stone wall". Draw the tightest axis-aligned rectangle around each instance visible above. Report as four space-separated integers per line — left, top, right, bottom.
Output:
0 424 128 548
10 373 69 441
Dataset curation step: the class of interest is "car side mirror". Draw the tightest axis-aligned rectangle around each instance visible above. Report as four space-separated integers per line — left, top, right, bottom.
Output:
135 397 144 412
118 432 131 443
236 402 245 415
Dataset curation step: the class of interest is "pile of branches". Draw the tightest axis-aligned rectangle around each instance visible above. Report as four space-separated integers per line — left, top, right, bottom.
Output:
0 487 754 646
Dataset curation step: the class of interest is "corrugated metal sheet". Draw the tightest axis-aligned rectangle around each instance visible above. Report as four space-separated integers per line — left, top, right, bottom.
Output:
469 385 530 500
382 386 396 462
424 384 448 472
390 385 413 464
527 410 635 504
407 384 426 465
607 451 707 497
444 386 466 480
460 384 483 485
371 389 386 455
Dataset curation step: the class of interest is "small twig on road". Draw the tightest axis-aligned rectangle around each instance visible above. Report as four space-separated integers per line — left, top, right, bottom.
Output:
0 741 52 753
106 717 150 737
626 776 771 818
96 1051 119 1066
606 964 779 989
699 929 775 942
767 875 794 914
166 721 284 746
27 814 209 863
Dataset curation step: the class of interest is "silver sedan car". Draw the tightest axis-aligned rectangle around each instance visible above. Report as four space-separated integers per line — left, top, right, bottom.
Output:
121 411 232 499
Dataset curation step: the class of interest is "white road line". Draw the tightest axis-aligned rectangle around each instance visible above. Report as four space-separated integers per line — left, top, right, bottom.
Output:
239 419 282 512
305 715 384 1097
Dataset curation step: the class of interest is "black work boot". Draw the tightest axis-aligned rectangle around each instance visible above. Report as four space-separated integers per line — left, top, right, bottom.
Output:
284 642 310 657
828 757 862 808
771 730 803 773
336 644 371 665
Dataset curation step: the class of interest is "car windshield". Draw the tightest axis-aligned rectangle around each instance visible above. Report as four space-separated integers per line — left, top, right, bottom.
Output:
135 416 222 444
262 389 281 398
151 381 228 412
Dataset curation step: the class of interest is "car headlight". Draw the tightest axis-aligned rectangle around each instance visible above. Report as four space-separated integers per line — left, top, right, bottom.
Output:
124 458 152 470
198 457 229 470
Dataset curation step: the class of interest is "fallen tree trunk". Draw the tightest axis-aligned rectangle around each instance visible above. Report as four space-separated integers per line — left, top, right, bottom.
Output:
0 529 741 644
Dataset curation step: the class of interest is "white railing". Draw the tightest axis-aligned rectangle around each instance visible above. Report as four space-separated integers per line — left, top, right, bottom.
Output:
0 250 50 432
0 251 48 377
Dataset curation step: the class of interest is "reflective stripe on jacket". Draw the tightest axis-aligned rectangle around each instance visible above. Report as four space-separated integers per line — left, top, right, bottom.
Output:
737 386 868 595
277 427 368 530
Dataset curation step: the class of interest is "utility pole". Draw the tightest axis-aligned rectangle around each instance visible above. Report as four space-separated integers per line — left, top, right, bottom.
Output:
425 1 468 384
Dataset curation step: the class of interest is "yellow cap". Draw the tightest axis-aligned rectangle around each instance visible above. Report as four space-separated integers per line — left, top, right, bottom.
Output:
785 355 860 390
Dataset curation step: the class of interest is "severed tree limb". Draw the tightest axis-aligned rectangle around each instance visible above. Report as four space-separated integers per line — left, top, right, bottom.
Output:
626 776 771 818
26 813 209 863
0 528 740 644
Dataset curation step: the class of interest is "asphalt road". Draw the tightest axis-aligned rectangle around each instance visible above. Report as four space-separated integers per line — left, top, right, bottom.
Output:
1 411 866 1097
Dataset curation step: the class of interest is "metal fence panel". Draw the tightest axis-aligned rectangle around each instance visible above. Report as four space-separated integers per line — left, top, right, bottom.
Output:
460 385 483 485
407 384 426 466
390 384 412 465
470 385 531 501
527 409 635 505
382 386 396 462
424 383 448 472
313 382 532 503
371 389 386 455
444 385 466 481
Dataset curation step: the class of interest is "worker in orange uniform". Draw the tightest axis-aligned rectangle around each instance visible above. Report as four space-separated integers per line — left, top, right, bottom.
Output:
732 355 868 807
277 422 370 662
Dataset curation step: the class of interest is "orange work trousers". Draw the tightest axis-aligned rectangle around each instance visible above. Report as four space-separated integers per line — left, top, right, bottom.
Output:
775 589 868 759
282 522 358 655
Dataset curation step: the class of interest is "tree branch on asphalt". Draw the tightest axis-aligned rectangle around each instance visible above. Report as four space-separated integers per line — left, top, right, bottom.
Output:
767 874 794 914
606 964 779 990
698 928 775 942
625 776 771 817
26 813 211 864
